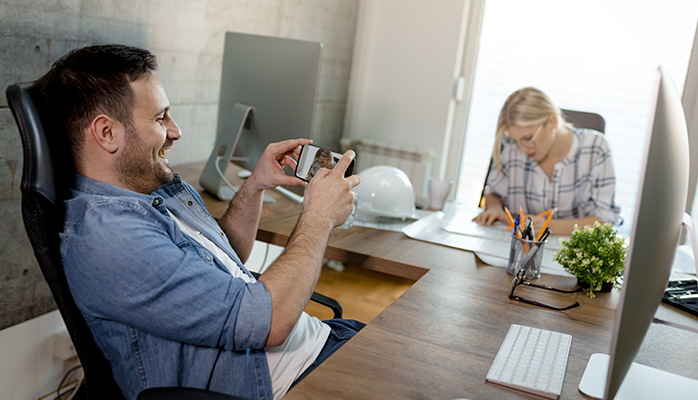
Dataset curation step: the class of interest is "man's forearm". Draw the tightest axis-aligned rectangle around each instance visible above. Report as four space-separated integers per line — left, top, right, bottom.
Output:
258 209 333 347
218 179 264 264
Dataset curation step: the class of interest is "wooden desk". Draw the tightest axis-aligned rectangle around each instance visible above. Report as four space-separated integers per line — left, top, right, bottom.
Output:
286 268 698 399
174 162 698 399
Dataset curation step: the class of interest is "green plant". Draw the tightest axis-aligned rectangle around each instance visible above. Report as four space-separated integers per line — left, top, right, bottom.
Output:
553 221 627 298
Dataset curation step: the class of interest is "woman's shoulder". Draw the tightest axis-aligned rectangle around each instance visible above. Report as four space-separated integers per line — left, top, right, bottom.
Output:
573 127 610 149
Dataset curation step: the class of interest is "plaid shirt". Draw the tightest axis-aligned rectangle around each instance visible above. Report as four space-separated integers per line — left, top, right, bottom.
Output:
485 128 621 224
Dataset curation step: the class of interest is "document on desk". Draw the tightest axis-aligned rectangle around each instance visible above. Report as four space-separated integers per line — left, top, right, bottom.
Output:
402 203 572 277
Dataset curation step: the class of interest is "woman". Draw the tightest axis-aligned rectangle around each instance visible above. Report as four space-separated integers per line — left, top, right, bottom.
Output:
473 87 621 235
306 149 337 179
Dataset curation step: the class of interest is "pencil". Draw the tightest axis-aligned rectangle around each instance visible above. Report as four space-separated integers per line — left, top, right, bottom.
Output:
536 210 554 241
504 207 515 229
535 209 553 217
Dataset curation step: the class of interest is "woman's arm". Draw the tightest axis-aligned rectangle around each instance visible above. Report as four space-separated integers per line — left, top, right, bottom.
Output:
531 215 602 236
473 193 509 226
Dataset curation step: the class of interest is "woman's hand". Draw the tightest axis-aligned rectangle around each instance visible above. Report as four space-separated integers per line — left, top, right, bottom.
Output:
473 207 508 226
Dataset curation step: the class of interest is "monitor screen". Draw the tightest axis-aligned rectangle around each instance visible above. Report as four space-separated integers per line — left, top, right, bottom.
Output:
200 32 323 200
578 67 692 399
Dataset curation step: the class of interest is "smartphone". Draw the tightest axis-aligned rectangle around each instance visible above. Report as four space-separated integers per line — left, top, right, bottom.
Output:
295 144 355 182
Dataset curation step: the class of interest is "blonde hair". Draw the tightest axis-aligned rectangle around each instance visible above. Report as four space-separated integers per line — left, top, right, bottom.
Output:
492 87 566 171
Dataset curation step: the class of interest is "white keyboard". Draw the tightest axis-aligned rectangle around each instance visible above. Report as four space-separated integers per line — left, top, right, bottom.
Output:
486 324 572 399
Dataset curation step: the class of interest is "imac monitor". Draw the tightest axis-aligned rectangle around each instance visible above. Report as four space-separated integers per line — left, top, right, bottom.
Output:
200 32 323 200
578 68 697 398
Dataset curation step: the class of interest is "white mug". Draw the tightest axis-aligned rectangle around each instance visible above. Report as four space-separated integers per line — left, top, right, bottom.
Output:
428 177 453 210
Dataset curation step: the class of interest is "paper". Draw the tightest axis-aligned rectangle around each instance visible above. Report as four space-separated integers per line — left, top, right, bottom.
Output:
439 202 565 251
351 209 433 232
402 211 572 277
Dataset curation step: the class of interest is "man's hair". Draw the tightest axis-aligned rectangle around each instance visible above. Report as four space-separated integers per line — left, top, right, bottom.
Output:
35 44 158 165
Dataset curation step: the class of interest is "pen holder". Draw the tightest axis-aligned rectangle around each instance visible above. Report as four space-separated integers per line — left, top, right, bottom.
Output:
506 234 547 279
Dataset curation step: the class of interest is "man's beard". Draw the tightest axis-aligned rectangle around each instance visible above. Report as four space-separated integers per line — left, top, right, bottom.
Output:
115 125 174 194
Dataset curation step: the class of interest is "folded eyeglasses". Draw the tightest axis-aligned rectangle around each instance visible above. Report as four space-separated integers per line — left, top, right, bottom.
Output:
509 268 583 311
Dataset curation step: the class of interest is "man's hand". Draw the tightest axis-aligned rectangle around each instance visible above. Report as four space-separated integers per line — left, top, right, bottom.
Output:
302 150 361 228
246 138 312 192
258 149 360 347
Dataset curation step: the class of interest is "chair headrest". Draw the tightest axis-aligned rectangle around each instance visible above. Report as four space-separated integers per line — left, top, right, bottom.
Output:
7 82 61 205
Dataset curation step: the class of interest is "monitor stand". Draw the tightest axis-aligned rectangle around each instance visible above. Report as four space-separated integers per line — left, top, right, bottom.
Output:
200 103 275 203
579 353 698 399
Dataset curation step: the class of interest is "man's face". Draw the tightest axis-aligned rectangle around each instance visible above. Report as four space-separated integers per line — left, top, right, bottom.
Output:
115 74 182 194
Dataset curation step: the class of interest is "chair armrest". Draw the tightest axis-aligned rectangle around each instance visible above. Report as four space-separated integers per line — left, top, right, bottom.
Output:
138 387 247 400
250 272 343 319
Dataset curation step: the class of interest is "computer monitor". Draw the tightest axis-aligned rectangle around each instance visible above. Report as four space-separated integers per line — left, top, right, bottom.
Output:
200 32 323 200
578 68 698 398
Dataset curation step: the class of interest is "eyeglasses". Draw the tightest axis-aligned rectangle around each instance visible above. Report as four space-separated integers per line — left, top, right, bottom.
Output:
509 268 582 311
503 123 545 149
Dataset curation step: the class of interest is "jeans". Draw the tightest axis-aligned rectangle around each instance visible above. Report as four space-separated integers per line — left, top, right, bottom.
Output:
291 318 366 387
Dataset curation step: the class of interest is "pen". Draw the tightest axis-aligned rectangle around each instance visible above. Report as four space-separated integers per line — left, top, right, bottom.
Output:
513 214 521 238
523 217 533 240
539 227 551 242
518 207 525 237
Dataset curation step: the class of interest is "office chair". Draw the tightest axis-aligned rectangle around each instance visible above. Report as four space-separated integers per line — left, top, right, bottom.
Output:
478 109 606 208
7 82 340 400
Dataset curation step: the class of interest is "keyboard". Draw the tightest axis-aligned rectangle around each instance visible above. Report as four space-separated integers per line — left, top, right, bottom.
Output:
486 324 572 399
663 279 698 317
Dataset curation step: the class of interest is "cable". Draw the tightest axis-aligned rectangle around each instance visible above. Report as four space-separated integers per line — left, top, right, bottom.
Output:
653 317 698 334
56 364 83 400
259 242 271 274
214 155 240 197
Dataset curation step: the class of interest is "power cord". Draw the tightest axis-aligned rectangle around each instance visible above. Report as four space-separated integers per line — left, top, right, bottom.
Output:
259 242 271 274
214 155 240 197
56 364 83 400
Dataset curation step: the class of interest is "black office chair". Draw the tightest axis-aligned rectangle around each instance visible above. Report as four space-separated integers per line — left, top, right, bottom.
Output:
478 109 606 208
7 82 340 400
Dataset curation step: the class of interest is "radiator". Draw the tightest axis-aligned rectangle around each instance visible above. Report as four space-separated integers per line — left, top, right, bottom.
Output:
340 138 436 200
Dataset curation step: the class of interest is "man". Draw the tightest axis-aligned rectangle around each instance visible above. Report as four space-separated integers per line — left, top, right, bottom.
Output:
36 44 363 400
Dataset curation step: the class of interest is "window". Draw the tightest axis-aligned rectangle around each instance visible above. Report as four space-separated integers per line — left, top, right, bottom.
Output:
456 0 698 236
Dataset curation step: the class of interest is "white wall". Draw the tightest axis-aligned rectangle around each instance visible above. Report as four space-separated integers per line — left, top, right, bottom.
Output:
0 311 79 400
344 0 471 180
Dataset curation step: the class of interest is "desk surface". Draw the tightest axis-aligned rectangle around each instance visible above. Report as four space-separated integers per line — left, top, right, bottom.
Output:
175 162 698 399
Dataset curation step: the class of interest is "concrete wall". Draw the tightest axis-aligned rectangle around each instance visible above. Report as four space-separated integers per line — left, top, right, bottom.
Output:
0 0 359 329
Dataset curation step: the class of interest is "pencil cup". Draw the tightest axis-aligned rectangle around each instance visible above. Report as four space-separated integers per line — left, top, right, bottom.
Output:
506 234 547 279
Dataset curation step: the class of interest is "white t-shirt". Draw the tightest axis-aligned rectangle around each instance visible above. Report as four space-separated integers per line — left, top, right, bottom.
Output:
167 210 330 399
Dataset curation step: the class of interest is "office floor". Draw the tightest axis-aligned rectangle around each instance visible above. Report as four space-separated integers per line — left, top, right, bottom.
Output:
304 264 416 323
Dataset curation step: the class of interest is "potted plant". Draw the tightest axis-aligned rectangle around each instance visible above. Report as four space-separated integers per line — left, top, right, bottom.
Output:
553 221 627 298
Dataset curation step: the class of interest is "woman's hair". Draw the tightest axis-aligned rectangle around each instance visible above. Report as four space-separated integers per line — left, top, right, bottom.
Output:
492 87 567 171
315 149 332 161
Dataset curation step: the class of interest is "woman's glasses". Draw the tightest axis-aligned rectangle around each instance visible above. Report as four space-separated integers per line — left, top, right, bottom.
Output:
509 268 582 311
503 123 545 149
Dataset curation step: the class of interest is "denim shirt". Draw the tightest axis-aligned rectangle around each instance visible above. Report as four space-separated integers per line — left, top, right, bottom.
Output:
60 174 275 400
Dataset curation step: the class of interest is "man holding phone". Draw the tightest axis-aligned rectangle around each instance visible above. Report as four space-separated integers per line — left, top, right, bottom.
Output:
37 44 363 400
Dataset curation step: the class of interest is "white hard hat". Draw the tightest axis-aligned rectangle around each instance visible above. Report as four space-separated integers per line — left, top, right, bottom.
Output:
354 166 416 219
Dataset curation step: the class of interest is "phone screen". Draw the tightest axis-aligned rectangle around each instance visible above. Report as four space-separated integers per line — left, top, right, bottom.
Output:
295 144 355 182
